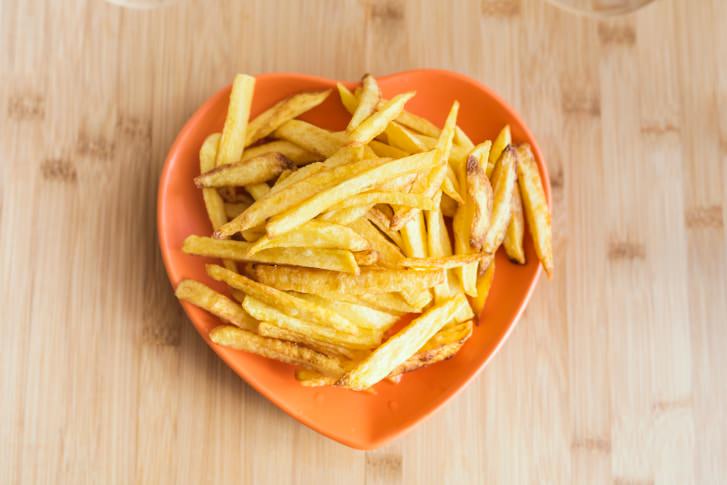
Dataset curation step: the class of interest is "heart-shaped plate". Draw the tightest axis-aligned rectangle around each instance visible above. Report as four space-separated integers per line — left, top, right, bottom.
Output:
157 69 551 449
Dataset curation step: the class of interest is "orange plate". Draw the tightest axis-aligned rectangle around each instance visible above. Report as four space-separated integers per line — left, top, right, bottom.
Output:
157 70 551 450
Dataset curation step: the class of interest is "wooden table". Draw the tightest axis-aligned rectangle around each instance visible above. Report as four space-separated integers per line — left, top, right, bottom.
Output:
2 0 725 483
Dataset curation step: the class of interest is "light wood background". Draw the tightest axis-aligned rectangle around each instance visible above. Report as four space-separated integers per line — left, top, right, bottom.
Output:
2 0 726 483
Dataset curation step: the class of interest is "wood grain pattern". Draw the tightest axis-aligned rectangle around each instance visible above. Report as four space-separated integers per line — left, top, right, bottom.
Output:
1 0 725 483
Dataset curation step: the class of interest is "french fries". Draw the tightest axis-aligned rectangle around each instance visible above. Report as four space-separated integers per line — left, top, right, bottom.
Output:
242 297 381 349
336 294 466 390
257 322 358 360
347 218 404 268
390 319 473 376
348 92 415 145
216 156 389 237
206 264 360 333
175 73 554 391
266 151 436 236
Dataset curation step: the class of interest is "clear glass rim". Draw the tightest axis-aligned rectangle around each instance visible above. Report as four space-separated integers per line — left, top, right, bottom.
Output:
544 0 656 18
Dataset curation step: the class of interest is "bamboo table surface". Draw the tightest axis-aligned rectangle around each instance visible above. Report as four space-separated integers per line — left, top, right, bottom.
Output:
2 0 726 483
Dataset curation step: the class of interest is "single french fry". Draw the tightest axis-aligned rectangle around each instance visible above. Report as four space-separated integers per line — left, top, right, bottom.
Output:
435 101 460 164
199 133 237 272
253 264 444 295
216 156 389 237
471 259 495 318
426 196 454 301
200 133 227 231
399 253 485 269
442 164 464 204
336 295 466 390
453 203 478 296
488 125 511 178
274 120 342 157
374 172 417 192
246 89 331 146
347 218 404 268
454 126 475 151
322 144 365 169
392 108 440 138
466 155 493 250
242 297 381 349
216 74 255 167
347 74 380 131
195 153 294 188
330 191 435 211
183 236 360 273
318 205 372 225
369 140 410 159
209 325 345 377
206 264 360 333
257 322 357 360
469 140 492 171
336 82 358 114
399 211 428 258
349 92 415 145
175 279 257 331
266 151 436 237
504 182 526 264
385 121 430 153
248 220 370 254
516 144 553 277
240 140 321 166
484 146 517 253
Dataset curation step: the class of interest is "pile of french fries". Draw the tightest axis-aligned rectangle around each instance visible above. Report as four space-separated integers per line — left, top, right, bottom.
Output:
175 73 553 391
